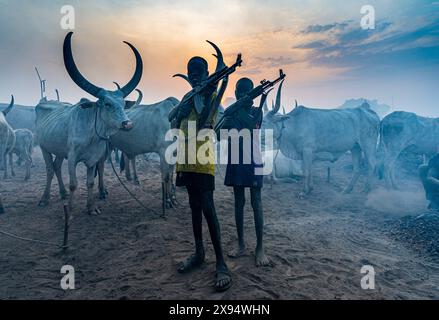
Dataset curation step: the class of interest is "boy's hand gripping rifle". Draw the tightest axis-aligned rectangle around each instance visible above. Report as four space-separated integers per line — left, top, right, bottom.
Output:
214 69 286 132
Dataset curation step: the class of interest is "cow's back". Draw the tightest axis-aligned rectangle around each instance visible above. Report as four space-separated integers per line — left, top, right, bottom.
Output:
111 97 179 156
285 107 372 154
381 111 438 155
36 101 73 157
0 105 36 133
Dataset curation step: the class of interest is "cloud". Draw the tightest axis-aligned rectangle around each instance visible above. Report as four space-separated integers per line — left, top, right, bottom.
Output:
301 22 349 34
254 55 297 67
294 18 439 73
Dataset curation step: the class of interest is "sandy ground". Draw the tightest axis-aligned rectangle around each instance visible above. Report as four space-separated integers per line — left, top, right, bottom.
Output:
0 149 438 300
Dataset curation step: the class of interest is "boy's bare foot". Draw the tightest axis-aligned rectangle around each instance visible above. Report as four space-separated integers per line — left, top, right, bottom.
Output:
255 247 271 267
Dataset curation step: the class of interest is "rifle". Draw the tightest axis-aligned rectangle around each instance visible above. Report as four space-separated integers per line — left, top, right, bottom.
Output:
179 53 243 115
214 69 286 132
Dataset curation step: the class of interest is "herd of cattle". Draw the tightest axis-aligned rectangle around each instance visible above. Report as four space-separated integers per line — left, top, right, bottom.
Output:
0 32 438 215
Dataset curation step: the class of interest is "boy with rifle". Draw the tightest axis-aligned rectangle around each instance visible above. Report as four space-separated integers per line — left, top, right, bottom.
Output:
169 41 241 292
217 70 285 267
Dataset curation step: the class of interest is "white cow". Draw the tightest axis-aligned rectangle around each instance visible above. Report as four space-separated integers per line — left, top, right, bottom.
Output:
380 111 439 189
262 81 380 194
36 32 142 215
110 96 179 208
0 96 16 179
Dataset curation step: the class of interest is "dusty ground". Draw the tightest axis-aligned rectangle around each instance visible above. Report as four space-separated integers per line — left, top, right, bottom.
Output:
0 149 438 300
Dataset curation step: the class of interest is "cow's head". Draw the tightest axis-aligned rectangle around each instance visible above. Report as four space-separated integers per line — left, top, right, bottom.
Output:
64 32 143 135
261 80 289 146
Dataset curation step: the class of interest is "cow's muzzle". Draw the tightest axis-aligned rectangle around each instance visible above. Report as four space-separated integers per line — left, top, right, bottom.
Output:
121 120 133 131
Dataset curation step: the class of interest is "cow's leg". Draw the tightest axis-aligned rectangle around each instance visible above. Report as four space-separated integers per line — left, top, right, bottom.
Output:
53 156 67 200
39 149 55 206
114 149 120 163
2 150 8 179
362 143 377 192
159 155 173 209
383 153 399 189
0 194 4 214
24 151 32 181
86 165 100 215
67 159 78 213
301 148 313 195
131 157 140 185
0 144 6 172
97 158 108 200
343 145 362 194
389 160 399 189
124 154 132 181
9 153 15 177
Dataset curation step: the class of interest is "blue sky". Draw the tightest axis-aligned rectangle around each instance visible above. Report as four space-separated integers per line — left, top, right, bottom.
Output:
0 0 438 116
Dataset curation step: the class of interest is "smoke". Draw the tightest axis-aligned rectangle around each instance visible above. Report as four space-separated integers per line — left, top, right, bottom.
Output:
365 186 426 215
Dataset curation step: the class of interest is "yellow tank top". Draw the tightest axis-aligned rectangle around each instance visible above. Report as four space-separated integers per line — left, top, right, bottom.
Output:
176 93 217 176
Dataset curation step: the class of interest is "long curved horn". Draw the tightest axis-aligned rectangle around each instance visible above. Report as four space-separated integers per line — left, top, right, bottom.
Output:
63 32 102 98
113 82 121 90
206 40 225 73
119 41 143 98
55 89 60 101
2 95 14 116
173 74 191 85
135 89 143 106
263 99 268 113
270 79 284 115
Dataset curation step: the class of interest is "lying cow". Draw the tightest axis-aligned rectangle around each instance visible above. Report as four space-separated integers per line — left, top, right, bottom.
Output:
0 96 16 179
262 150 303 184
10 129 33 180
379 111 439 189
262 81 380 195
36 32 142 215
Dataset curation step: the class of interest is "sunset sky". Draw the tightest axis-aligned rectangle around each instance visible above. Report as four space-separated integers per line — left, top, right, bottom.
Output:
0 0 438 116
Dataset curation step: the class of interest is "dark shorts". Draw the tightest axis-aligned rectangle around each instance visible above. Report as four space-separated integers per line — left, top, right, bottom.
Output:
176 172 215 191
224 164 264 188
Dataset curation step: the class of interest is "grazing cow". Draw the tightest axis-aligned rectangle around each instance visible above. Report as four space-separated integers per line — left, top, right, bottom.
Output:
0 96 16 179
36 32 142 215
10 129 33 180
262 81 380 195
110 96 180 208
380 111 439 189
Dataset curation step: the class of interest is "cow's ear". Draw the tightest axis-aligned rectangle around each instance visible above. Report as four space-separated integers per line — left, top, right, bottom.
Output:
77 98 94 109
